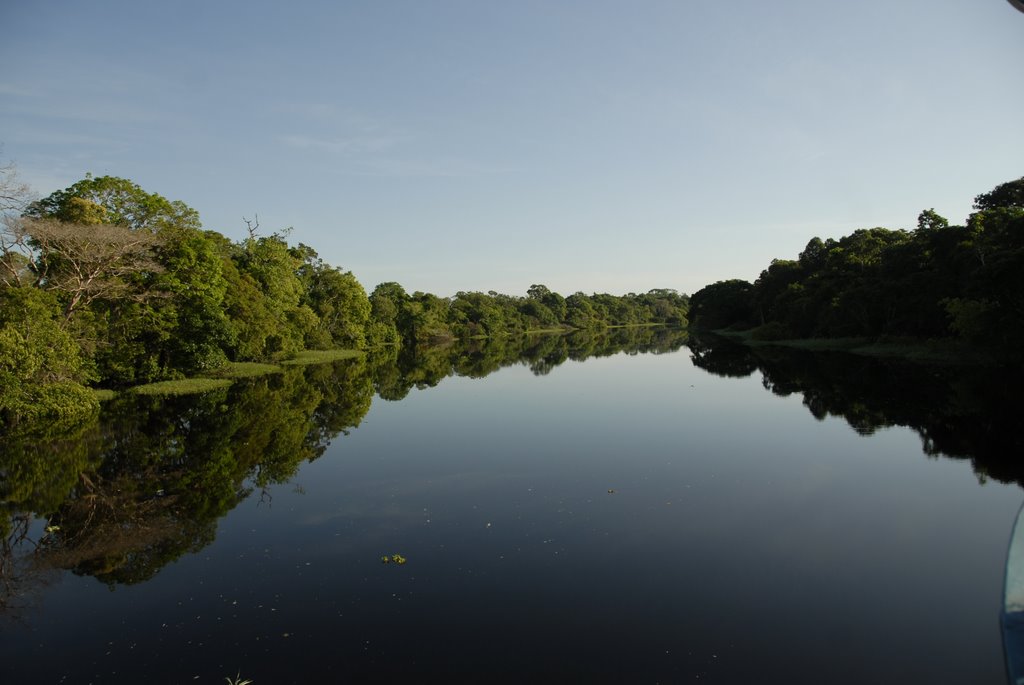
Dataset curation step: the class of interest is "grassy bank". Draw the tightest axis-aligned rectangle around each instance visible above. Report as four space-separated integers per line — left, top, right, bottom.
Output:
280 349 365 365
131 378 233 396
122 349 364 396
712 329 990 365
206 361 284 378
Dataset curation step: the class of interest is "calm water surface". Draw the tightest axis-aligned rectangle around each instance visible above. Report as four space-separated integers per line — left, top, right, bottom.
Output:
1 332 1021 683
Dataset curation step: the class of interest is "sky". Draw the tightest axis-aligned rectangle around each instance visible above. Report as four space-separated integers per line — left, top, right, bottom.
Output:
1 0 1022 297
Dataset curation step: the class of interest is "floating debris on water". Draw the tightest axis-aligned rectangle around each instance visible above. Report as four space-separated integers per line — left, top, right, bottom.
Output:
382 553 407 566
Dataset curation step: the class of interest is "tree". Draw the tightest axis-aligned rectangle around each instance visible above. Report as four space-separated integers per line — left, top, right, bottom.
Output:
24 175 200 233
21 218 165 322
0 288 97 426
294 244 371 349
0 159 32 216
156 226 235 372
401 292 452 343
230 232 316 359
564 292 599 329
0 159 36 288
13 175 219 381
688 280 754 330
527 284 551 301
368 282 408 345
916 209 949 232
973 177 1024 212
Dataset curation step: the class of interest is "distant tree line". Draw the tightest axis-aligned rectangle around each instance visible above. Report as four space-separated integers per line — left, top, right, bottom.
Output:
688 177 1024 361
0 171 688 427
367 282 688 347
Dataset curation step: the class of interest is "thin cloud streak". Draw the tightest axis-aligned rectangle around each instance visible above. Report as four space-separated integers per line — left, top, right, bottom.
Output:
279 133 399 154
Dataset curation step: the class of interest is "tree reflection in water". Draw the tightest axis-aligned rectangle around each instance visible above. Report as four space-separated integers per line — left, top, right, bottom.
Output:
688 332 1024 487
0 327 688 606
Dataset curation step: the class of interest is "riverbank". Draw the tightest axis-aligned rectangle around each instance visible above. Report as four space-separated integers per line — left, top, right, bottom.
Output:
708 329 993 365
103 349 367 398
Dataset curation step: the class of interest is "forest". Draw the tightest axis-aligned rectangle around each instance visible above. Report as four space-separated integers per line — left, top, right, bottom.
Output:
689 177 1024 361
0 169 689 428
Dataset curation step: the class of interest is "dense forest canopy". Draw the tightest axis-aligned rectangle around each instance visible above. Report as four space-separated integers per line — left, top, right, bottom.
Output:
0 171 688 428
689 177 1024 361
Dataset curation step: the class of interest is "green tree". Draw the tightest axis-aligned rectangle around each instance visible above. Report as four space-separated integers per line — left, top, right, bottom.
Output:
0 288 97 426
688 280 754 330
156 227 234 372
294 244 371 349
368 281 407 345
230 232 317 359
916 208 949 232
401 292 452 343
564 292 599 329
973 177 1024 212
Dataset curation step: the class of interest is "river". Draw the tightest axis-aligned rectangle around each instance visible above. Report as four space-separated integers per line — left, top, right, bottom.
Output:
1 329 1020 683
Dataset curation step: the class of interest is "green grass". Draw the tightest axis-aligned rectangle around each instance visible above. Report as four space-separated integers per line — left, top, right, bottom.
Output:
606 322 666 329
205 361 284 378
131 378 233 396
525 327 571 334
279 349 365 365
91 388 118 401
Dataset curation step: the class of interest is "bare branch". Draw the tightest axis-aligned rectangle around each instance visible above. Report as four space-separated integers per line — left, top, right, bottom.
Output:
243 213 260 241
0 159 34 217
0 160 38 288
0 216 35 288
21 218 165 322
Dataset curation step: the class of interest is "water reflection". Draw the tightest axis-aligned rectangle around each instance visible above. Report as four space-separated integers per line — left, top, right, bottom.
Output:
0 327 688 603
2 326 1020 683
689 332 1024 488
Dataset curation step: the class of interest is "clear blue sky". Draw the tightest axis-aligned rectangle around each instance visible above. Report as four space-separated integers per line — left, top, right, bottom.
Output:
2 0 1021 297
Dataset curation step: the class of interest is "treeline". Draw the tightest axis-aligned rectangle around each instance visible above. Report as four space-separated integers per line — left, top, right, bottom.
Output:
367 282 688 346
688 177 1024 361
0 172 687 427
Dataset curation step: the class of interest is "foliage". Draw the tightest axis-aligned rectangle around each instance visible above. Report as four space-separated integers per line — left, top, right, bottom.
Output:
367 282 688 345
973 176 1024 212
4 360 374 587
280 349 365 365
20 217 166 321
688 279 754 330
0 288 97 426
24 174 200 232
294 244 371 349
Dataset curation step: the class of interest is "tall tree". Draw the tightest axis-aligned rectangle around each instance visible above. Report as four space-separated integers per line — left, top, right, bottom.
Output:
21 218 165 322
294 244 371 349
